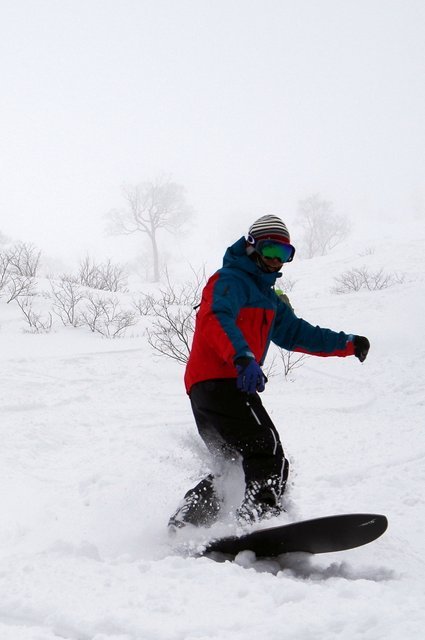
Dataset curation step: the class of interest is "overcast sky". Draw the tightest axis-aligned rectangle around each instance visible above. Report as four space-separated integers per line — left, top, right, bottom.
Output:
1 0 424 263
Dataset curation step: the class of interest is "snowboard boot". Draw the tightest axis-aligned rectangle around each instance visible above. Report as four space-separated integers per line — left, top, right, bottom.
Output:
236 476 283 526
168 474 221 532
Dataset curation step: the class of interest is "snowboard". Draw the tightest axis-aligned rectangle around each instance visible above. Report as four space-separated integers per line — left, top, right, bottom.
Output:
202 513 388 558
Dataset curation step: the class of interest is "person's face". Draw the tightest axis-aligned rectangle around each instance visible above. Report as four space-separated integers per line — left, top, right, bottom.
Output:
259 255 284 272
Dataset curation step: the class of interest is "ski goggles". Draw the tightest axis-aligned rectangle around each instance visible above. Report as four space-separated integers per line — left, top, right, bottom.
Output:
256 240 295 263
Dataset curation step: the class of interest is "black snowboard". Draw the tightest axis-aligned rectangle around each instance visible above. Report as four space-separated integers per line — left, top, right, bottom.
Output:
202 513 388 558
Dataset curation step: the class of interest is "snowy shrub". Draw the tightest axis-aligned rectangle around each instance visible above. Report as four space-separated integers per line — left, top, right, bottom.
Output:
77 256 128 292
0 252 11 292
145 268 207 364
15 297 53 333
264 348 308 382
49 276 86 327
80 293 137 338
4 273 36 303
0 243 40 301
331 266 405 294
6 243 41 277
279 349 309 379
133 293 155 317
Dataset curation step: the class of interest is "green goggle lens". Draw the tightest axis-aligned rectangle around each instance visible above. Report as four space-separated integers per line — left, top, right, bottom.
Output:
258 240 295 263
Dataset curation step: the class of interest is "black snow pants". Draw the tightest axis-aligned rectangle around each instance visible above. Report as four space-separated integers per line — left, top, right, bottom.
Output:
189 379 289 493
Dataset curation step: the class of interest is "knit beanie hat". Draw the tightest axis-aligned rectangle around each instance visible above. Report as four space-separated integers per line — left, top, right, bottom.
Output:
247 215 291 245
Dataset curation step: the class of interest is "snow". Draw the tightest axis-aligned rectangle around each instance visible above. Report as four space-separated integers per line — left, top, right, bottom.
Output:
1 222 425 639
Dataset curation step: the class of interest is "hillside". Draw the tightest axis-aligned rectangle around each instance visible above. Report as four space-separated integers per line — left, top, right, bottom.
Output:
1 222 424 639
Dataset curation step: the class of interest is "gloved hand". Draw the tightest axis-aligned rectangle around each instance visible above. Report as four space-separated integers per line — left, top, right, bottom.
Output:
353 335 370 362
235 357 266 394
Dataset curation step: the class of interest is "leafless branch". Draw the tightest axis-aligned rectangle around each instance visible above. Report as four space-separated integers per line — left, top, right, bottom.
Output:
5 274 36 303
145 267 207 363
15 297 53 333
279 349 309 379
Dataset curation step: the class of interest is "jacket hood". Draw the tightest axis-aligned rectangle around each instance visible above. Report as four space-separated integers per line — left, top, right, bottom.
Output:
222 237 282 288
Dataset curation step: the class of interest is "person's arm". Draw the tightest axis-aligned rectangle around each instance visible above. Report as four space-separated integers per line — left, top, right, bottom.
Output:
271 301 369 360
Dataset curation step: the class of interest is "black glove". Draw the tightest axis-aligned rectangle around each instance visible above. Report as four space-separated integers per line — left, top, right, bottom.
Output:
235 357 266 394
353 335 370 362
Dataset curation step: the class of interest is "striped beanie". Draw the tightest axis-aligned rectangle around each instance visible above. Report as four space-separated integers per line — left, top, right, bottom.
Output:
247 215 291 244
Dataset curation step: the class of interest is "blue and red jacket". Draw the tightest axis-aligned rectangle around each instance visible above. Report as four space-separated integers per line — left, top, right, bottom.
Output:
184 237 355 393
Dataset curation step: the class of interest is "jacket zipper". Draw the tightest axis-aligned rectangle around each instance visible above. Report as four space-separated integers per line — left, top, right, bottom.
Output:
259 308 275 365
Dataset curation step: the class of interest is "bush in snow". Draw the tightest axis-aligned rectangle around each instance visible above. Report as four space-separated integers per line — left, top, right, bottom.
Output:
15 297 53 333
331 266 405 294
0 242 40 280
3 273 36 304
49 276 86 327
133 293 155 317
0 243 40 303
144 268 207 364
80 292 137 338
264 347 308 382
278 348 309 379
77 256 128 292
6 243 41 277
0 252 9 292
48 275 137 338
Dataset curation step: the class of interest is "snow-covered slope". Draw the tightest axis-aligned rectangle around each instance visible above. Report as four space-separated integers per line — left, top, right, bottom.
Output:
1 221 424 639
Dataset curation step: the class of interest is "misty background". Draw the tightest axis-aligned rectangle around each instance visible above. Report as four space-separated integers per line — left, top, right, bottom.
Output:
1 0 424 274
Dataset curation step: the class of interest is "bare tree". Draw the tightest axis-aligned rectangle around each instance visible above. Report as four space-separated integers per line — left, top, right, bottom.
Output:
297 194 350 258
107 175 194 282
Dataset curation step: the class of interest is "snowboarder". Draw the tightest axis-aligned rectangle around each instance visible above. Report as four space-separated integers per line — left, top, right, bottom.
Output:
168 215 370 530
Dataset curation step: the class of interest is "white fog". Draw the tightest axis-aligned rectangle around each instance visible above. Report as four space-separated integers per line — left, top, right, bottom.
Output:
1 0 424 267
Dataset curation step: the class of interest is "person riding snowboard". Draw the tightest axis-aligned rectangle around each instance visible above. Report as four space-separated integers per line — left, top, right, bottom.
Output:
169 215 370 530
